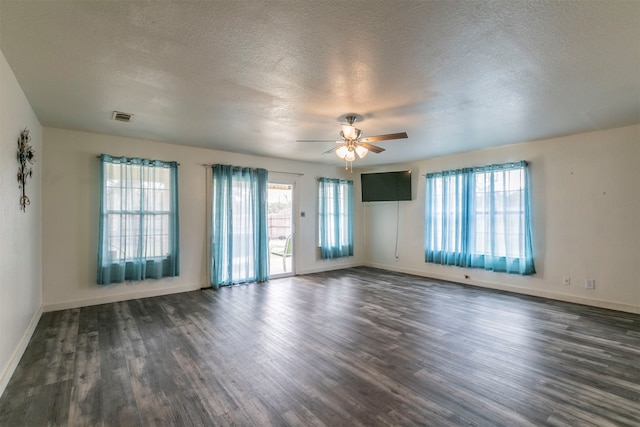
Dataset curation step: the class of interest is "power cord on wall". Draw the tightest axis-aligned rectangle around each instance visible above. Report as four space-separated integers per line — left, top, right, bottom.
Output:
394 200 400 259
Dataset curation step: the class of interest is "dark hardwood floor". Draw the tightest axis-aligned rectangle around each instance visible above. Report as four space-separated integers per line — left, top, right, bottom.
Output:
1 267 639 426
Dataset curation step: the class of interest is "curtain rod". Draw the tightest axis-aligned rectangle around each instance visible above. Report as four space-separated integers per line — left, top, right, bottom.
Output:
200 164 303 176
269 170 304 176
96 155 180 165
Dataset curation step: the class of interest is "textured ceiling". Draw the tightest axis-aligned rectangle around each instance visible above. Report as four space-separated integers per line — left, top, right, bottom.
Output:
1 1 639 166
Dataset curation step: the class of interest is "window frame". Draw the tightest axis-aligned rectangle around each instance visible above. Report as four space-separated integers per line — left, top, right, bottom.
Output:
318 177 354 259
424 161 535 275
97 155 180 284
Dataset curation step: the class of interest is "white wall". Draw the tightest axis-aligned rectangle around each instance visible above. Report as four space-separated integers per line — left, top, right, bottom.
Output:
0 51 43 395
41 124 640 313
42 127 364 310
364 124 640 313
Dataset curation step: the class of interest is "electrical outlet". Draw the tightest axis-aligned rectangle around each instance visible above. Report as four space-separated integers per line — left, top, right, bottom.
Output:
585 279 595 290
563 277 571 286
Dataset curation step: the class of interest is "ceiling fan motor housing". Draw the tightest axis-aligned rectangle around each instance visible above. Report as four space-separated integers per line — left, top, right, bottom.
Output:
345 115 358 126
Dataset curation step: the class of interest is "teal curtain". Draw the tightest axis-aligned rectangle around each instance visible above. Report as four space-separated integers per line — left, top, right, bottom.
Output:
318 177 354 259
425 161 535 275
424 168 473 267
211 164 269 288
97 154 180 284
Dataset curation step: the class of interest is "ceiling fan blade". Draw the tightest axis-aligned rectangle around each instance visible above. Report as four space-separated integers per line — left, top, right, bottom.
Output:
359 132 408 143
296 139 341 143
322 145 343 154
359 142 385 153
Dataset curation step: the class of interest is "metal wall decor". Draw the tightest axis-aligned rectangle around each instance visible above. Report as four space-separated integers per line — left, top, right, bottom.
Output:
17 128 35 212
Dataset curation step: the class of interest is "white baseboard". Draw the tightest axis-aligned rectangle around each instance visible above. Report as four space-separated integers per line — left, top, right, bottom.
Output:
297 261 362 276
0 304 43 398
364 262 640 314
42 283 204 312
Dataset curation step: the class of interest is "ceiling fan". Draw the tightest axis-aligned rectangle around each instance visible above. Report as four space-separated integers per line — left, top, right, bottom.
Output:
297 114 408 169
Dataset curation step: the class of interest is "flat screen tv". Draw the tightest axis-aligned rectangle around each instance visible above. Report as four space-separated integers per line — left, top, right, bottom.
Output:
361 170 412 202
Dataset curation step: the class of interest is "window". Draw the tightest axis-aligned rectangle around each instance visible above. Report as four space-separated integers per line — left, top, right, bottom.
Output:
318 178 353 259
97 155 179 284
425 161 535 275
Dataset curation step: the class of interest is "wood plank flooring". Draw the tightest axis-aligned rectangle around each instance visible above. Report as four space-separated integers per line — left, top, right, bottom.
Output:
1 267 639 426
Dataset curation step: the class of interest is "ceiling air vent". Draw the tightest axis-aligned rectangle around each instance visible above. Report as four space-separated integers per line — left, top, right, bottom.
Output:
112 111 133 122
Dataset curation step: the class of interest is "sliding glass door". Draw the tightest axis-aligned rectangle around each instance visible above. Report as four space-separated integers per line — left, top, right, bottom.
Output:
268 182 294 277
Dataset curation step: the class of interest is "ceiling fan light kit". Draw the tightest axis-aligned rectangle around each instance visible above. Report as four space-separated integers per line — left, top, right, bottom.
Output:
297 114 408 171
355 145 368 159
340 123 361 140
335 145 349 158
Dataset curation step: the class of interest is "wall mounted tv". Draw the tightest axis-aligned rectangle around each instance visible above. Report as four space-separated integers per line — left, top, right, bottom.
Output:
361 170 412 202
